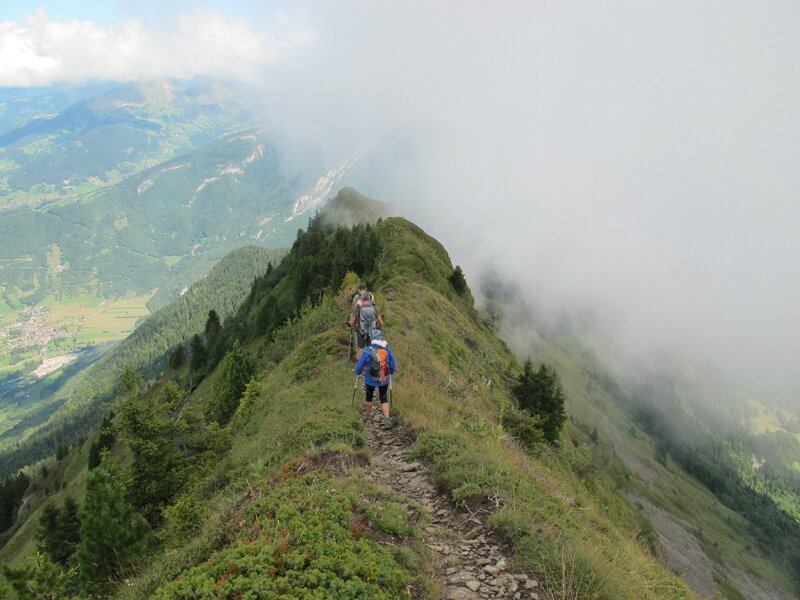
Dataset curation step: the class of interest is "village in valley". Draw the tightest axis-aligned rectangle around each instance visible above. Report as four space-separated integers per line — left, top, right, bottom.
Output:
0 305 72 353
0 294 151 392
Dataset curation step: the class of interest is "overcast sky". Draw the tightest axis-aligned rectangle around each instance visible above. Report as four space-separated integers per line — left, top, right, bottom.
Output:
2 1 798 403
0 2 312 85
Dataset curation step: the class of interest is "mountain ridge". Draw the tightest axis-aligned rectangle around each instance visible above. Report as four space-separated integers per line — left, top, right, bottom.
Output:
0 189 796 599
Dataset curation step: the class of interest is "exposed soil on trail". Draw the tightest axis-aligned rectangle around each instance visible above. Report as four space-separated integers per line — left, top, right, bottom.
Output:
362 413 545 599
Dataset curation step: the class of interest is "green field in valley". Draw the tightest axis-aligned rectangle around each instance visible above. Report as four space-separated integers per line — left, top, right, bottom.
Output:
0 292 152 380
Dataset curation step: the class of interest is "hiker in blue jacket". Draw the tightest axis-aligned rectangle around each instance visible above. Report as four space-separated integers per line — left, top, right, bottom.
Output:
354 328 396 428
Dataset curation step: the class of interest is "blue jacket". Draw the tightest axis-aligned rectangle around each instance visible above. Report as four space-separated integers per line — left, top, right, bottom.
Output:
355 339 397 387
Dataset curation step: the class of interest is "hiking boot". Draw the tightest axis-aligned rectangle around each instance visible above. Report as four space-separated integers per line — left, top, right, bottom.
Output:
379 415 392 430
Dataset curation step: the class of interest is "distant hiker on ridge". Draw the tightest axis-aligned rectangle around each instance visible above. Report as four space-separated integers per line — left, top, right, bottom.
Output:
347 284 383 361
355 328 396 428
350 283 374 311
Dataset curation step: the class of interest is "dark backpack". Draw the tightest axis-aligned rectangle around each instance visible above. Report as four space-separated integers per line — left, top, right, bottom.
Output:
367 346 389 382
357 302 377 335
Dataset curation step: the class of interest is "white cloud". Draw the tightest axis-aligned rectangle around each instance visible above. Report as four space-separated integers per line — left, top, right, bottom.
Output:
257 1 800 403
0 8 315 86
1 2 797 403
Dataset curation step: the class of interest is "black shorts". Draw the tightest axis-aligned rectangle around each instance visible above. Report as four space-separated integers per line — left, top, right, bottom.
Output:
356 330 370 349
365 384 388 404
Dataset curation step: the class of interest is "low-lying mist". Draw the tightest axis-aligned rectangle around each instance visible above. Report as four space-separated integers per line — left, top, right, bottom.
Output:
12 1 782 406
250 1 800 407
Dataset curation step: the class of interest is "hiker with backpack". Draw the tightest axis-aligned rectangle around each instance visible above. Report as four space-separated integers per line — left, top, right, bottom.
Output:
348 285 384 361
354 328 396 428
350 283 374 312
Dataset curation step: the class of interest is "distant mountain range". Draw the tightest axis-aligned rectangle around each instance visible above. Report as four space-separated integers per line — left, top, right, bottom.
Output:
0 79 367 436
0 80 364 309
0 80 252 202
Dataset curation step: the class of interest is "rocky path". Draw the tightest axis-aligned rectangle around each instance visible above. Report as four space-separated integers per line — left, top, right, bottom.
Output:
362 415 544 600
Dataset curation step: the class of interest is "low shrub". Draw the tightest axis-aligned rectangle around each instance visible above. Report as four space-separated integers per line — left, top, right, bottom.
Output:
408 432 467 461
153 475 411 599
501 407 544 451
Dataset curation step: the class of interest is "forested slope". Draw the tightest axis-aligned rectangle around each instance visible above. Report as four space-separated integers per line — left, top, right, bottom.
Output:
0 245 283 477
1 189 696 599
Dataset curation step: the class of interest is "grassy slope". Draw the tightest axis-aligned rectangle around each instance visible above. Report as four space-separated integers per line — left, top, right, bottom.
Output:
748 398 800 441
106 216 693 599
2 188 796 599
505 332 798 599
0 81 248 204
0 436 92 569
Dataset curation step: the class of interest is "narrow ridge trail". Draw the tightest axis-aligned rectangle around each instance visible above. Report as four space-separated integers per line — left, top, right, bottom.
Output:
362 415 545 599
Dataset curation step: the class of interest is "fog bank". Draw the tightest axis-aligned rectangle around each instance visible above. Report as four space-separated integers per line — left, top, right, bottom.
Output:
5 2 798 403
257 1 799 404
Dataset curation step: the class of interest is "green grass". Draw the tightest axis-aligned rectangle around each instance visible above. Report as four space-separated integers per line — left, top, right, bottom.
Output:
45 244 61 272
113 291 434 598
162 256 181 268
151 475 415 600
1 216 760 599
0 365 25 379
747 398 800 442
76 332 114 342
18 135 57 156
0 291 152 361
132 217 691 600
713 574 748 600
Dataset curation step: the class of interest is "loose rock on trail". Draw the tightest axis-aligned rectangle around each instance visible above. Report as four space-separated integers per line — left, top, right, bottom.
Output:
362 414 545 599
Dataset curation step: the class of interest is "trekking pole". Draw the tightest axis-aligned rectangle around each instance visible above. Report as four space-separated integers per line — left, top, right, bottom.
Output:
350 374 360 408
389 374 393 409
347 326 353 362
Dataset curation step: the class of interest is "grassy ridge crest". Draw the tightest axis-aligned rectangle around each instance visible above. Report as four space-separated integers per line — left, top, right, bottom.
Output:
2 195 694 599
123 209 692 598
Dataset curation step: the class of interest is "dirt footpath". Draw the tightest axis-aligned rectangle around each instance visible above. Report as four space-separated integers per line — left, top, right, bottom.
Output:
363 414 545 599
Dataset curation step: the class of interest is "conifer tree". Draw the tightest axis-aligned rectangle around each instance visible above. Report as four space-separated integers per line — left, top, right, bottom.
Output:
204 309 221 343
58 497 81 563
449 265 468 296
77 469 146 594
513 359 541 414
2 552 78 599
189 333 207 372
512 359 567 444
117 380 187 518
88 416 115 470
169 344 186 369
119 364 143 396
0 471 30 533
35 503 60 559
35 496 81 566
206 341 255 424
56 444 68 461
